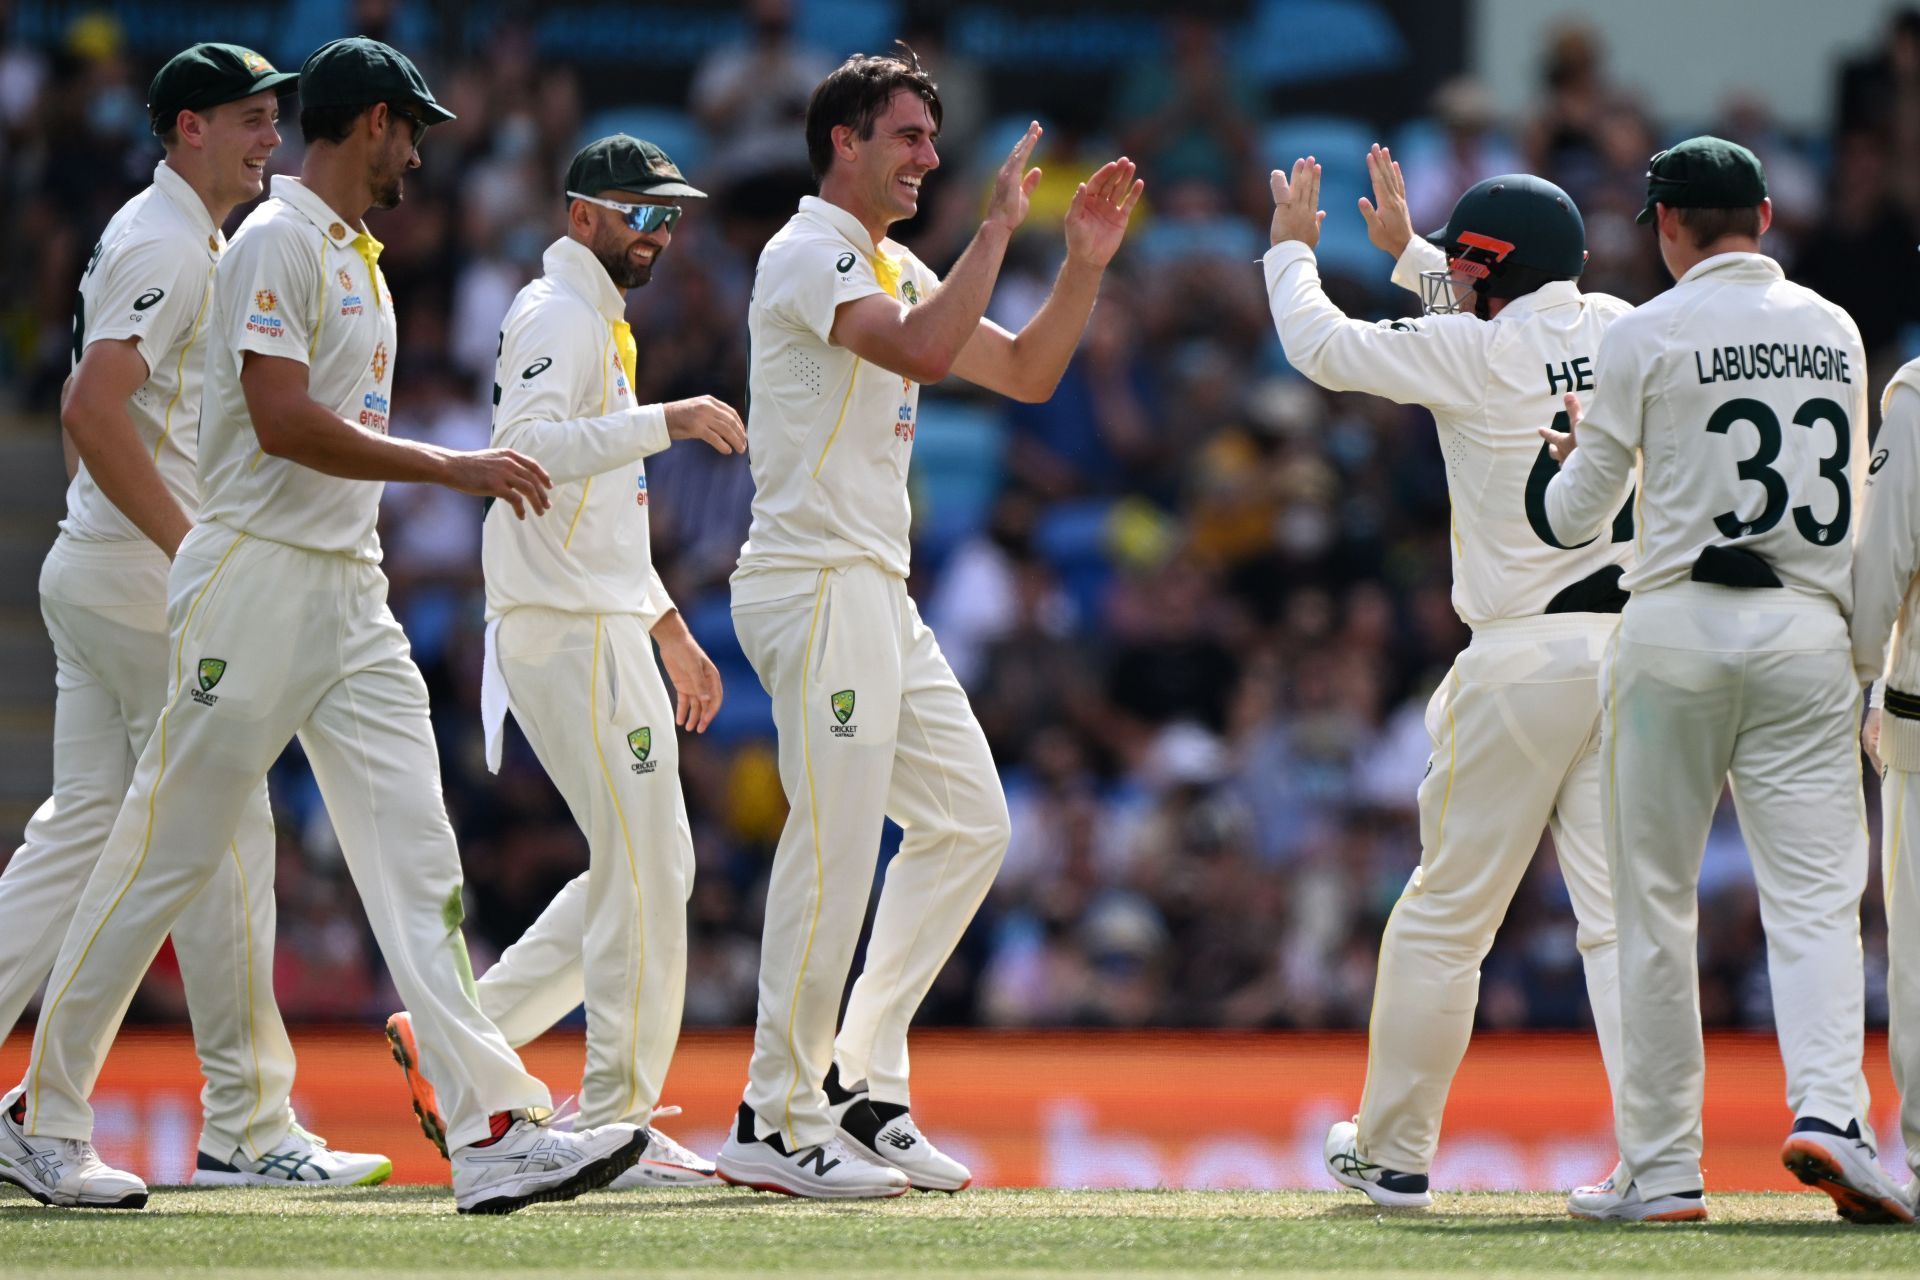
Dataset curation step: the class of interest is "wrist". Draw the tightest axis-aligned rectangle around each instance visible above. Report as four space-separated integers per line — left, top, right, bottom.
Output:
978 217 1017 244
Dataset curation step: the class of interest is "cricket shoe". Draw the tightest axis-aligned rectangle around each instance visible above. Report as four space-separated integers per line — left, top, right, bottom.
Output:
451 1112 644 1215
608 1109 718 1188
1567 1164 1707 1222
1322 1119 1431 1209
384 1011 447 1159
191 1122 392 1187
825 1065 970 1192
1780 1117 1914 1225
0 1090 147 1209
714 1102 909 1199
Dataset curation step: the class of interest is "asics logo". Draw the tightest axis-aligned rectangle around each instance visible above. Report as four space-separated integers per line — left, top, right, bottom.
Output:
463 1138 575 1174
880 1128 916 1151
1330 1150 1381 1181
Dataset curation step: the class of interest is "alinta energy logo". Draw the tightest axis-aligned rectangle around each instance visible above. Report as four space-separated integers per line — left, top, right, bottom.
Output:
247 288 284 339
628 727 657 774
829 689 857 738
193 657 226 706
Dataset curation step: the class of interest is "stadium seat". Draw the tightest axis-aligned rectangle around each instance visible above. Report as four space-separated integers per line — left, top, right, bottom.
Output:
910 399 1007 562
1034 499 1115 620
1260 116 1380 278
794 0 902 59
578 107 707 183
1238 0 1408 88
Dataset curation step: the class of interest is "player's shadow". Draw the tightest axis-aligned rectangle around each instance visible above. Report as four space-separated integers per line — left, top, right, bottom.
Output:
1393 1218 1891 1239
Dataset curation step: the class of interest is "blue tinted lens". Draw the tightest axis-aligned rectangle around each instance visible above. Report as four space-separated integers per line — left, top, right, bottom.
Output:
623 204 681 234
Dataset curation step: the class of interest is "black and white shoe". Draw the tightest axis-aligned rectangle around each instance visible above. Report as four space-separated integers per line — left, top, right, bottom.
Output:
450 1112 644 1215
825 1064 971 1193
1322 1119 1431 1209
714 1102 909 1199
1781 1117 1914 1225
0 1090 148 1209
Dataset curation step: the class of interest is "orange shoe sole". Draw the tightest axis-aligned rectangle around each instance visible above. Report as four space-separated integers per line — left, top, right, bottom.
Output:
1781 1137 1915 1225
384 1012 449 1161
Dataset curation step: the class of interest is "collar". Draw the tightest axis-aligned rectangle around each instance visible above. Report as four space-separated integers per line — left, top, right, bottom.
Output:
797 195 882 256
541 237 628 322
152 160 221 247
1678 251 1783 286
270 175 363 247
1491 279 1583 322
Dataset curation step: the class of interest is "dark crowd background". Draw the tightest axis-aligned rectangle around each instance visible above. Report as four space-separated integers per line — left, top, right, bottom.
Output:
1 0 1916 1037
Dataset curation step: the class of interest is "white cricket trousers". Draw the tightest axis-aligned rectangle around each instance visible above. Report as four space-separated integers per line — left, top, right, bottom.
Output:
0 535 294 1160
1877 762 1920 1180
732 563 1011 1149
1606 583 1870 1199
468 608 693 1127
1356 613 1623 1174
21 524 550 1150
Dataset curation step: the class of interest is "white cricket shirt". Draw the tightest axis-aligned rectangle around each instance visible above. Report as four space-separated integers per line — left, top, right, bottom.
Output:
198 175 399 561
1546 253 1868 613
1265 238 1635 627
731 195 940 606
62 161 223 544
482 236 673 622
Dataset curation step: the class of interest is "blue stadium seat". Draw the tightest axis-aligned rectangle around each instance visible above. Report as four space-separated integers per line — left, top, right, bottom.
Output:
794 0 902 59
1238 0 1408 88
910 399 1007 561
1034 499 1114 621
578 107 707 184
1260 116 1381 279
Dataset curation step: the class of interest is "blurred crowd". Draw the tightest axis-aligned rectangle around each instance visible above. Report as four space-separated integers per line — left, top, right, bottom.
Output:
2 1 1919 1038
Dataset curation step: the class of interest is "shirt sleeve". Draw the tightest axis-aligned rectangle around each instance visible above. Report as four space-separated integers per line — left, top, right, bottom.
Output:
1544 316 1646 545
228 220 319 366
81 234 208 377
490 303 670 486
1851 377 1920 684
759 232 892 345
644 565 676 624
1388 238 1447 300
1262 240 1487 411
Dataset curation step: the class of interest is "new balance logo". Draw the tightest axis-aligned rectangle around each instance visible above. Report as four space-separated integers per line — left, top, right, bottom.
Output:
880 1127 916 1151
795 1147 842 1176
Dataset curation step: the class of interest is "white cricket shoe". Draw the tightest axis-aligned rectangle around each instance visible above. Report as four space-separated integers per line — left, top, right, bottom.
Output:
1322 1119 1431 1209
1567 1163 1707 1222
451 1113 644 1215
714 1103 909 1199
824 1064 970 1192
609 1118 718 1188
191 1122 392 1187
1780 1119 1915 1225
0 1091 148 1209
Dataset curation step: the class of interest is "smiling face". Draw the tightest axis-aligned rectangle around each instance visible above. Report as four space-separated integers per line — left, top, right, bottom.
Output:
186 88 283 207
577 190 676 290
844 89 939 229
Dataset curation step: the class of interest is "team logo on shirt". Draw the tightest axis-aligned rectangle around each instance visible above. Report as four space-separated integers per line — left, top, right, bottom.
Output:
371 342 388 383
338 269 364 316
901 280 920 305
193 658 227 706
628 727 657 774
246 289 284 337
830 689 856 737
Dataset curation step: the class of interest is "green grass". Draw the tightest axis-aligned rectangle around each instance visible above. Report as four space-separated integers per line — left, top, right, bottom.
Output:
4 1186 1920 1277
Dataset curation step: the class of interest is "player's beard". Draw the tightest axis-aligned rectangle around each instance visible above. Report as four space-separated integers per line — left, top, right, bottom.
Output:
370 168 405 211
594 231 656 290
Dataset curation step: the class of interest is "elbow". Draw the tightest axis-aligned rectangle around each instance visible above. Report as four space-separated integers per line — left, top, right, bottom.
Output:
251 407 298 459
1009 372 1060 404
904 349 954 386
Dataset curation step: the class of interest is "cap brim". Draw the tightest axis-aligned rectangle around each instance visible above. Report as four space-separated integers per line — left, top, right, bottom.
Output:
252 70 301 97
1635 201 1658 225
640 180 706 199
418 100 457 124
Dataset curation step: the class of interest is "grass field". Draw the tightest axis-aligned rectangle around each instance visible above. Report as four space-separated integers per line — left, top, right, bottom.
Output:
5 1185 1920 1277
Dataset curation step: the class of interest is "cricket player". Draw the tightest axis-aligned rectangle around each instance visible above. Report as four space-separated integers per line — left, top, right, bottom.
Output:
1848 351 1920 1215
0 37 644 1216
0 42 389 1191
1544 137 1907 1224
1265 148 1631 1209
383 134 745 1189
715 45 1141 1198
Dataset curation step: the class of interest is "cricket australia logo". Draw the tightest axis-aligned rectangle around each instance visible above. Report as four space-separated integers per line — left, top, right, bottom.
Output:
193 657 226 706
901 280 920 305
829 689 857 738
627 727 656 775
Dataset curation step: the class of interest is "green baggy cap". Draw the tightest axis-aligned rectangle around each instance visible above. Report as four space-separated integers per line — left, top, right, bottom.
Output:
1637 136 1768 224
299 36 455 123
148 42 298 136
565 134 706 201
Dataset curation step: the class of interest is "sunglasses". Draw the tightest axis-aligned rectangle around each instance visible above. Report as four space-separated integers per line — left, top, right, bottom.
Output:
567 191 683 235
388 104 428 145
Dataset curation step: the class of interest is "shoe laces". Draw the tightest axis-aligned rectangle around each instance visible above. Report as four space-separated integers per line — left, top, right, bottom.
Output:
643 1121 704 1168
283 1122 330 1153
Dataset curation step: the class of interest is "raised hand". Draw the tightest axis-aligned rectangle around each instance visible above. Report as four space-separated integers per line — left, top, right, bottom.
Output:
1064 156 1144 268
1269 157 1325 249
443 447 552 518
986 121 1045 234
1539 392 1583 463
1358 143 1414 259
664 395 746 454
